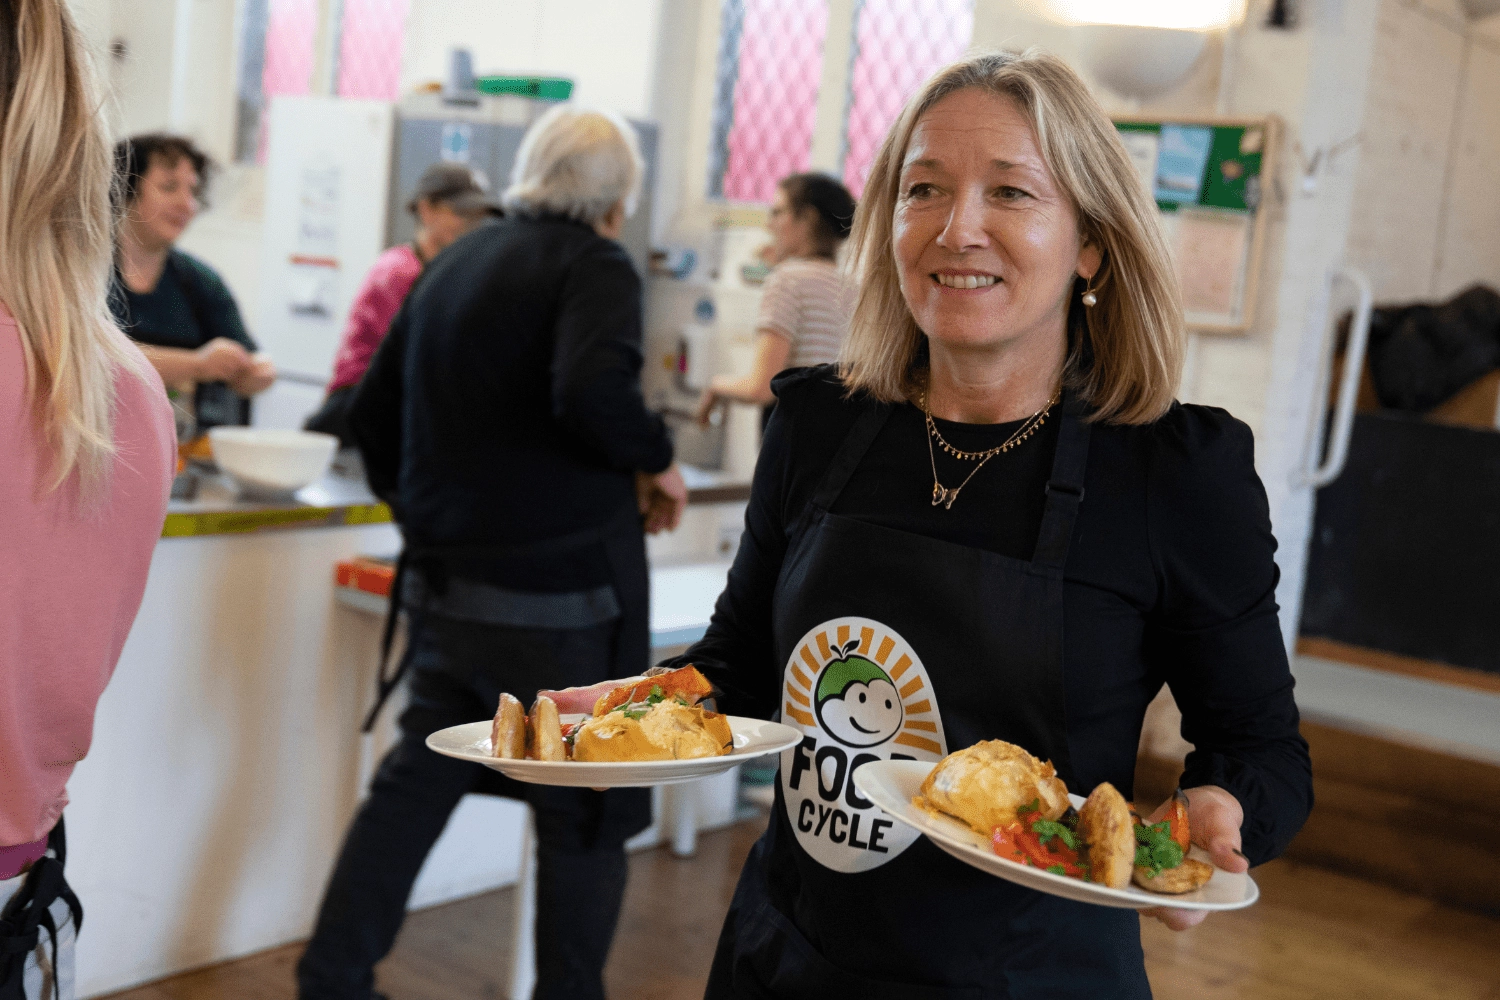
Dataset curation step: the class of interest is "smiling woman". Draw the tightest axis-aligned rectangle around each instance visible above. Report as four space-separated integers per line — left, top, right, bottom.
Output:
664 48 1311 1000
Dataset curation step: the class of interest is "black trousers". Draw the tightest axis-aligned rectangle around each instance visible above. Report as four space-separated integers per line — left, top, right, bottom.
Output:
297 615 652 1000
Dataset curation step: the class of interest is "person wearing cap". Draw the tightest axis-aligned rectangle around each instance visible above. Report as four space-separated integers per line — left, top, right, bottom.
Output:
695 172 857 429
111 133 276 429
304 163 496 444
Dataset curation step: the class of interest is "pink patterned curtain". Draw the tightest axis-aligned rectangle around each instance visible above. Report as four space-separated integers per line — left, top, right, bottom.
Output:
842 0 973 197
720 0 829 203
337 0 411 100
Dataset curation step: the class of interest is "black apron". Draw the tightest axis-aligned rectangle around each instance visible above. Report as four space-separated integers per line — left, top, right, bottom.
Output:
0 818 81 1000
706 394 1150 999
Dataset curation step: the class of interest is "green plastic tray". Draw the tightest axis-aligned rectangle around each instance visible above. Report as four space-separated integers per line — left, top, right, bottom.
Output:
475 76 573 101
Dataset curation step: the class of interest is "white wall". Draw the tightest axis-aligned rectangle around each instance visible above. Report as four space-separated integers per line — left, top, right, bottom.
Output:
400 0 666 119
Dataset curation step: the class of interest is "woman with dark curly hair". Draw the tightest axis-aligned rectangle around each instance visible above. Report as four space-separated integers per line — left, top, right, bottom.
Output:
111 132 275 428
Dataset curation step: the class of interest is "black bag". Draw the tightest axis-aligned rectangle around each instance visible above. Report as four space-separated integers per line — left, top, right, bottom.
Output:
0 819 83 1000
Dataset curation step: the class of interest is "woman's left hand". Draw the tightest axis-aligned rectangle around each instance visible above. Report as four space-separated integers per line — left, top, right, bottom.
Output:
694 386 723 428
229 354 277 397
1141 785 1248 931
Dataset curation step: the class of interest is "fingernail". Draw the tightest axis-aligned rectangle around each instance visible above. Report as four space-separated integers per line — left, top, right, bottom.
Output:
1231 848 1248 859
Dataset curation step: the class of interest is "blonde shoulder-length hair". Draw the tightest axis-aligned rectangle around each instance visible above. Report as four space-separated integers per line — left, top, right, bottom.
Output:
3 0 150 498
842 50 1185 425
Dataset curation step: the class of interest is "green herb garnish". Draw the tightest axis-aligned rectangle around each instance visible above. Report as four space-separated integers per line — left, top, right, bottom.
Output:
1016 798 1041 817
1046 864 1066 876
1030 819 1079 850
647 685 665 705
1133 821 1184 878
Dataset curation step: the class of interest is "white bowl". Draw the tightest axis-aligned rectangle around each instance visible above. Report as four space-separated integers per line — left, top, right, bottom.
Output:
207 428 338 494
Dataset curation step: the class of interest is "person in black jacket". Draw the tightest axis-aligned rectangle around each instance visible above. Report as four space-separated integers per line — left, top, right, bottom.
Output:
296 107 686 1000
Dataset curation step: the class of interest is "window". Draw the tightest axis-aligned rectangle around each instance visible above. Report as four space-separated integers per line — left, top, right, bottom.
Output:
235 0 317 163
334 0 410 101
707 0 831 203
841 0 974 196
703 0 973 203
234 0 410 163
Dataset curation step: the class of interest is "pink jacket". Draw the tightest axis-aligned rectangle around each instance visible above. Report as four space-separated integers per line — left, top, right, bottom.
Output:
328 244 423 393
0 307 175 850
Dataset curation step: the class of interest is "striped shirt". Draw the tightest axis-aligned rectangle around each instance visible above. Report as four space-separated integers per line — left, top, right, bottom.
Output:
757 257 854 369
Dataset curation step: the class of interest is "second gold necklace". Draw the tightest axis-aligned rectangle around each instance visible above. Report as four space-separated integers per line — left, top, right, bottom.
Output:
920 388 1059 510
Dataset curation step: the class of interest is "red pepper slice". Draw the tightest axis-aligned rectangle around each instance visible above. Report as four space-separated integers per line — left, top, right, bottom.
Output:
991 824 1027 864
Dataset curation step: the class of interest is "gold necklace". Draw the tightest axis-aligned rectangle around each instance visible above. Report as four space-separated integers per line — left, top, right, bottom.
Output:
920 387 1060 510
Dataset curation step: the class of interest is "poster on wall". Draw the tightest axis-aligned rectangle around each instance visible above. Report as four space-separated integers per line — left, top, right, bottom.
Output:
1115 117 1278 334
258 97 394 380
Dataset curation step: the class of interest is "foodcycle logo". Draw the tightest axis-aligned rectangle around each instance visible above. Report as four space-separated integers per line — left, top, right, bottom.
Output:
779 617 947 873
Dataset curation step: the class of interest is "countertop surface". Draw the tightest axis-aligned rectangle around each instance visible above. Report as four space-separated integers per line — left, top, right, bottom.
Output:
164 462 751 538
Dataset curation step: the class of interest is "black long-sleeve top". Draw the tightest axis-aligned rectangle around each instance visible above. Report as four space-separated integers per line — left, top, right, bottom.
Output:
349 214 673 592
667 367 1312 864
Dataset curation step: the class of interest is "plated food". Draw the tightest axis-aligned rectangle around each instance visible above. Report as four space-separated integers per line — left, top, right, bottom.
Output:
490 665 734 763
914 740 1215 895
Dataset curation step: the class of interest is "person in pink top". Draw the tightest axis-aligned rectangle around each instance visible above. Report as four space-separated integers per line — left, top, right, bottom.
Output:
0 1 176 994
304 163 495 444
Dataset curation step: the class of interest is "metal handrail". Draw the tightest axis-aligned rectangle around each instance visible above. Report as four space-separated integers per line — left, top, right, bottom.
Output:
1300 267 1374 489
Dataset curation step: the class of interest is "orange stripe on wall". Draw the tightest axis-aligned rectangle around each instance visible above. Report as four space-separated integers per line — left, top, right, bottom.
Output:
905 699 933 714
874 636 895 665
899 676 925 699
890 654 912 680
786 683 810 707
816 632 833 662
859 627 873 654
837 624 850 647
785 703 815 727
904 719 938 732
895 732 943 755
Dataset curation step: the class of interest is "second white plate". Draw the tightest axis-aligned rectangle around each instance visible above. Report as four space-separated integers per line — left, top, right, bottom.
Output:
852 759 1259 911
427 716 802 787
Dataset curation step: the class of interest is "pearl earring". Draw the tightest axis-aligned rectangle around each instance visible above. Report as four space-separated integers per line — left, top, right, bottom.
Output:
1081 280 1098 308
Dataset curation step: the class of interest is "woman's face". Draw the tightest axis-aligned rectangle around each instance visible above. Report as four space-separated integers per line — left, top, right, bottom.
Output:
893 87 1099 356
415 199 476 253
766 186 817 264
130 155 200 248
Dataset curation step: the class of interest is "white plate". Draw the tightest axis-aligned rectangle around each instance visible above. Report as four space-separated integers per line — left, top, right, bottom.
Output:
852 759 1260 911
426 716 802 787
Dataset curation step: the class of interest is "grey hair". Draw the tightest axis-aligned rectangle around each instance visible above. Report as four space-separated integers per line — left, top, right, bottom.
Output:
501 105 644 225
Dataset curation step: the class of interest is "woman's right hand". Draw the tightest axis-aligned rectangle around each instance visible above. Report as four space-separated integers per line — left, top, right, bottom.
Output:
193 337 252 382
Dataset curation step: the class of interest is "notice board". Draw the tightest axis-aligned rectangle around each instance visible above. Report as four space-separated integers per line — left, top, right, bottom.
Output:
1114 117 1280 335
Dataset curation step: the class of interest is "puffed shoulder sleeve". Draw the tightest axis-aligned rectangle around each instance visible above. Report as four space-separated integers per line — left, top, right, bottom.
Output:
1144 405 1313 864
658 367 833 717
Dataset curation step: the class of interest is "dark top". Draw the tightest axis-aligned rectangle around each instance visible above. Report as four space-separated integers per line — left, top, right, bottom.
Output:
349 214 674 593
108 249 256 352
108 249 257 428
669 366 1312 864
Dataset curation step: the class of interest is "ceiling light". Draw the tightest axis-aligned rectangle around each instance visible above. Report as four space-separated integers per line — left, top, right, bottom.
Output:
1038 0 1248 31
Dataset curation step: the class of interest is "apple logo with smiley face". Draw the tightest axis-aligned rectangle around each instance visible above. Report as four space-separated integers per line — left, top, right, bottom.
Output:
813 641 904 749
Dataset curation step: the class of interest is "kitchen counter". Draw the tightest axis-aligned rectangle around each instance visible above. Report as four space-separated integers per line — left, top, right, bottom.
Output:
70 461 751 997
163 462 752 538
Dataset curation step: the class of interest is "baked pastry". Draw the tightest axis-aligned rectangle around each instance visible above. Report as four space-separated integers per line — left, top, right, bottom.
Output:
1133 857 1214 894
572 700 733 762
914 740 1069 835
526 695 566 762
491 693 526 759
1078 782 1135 890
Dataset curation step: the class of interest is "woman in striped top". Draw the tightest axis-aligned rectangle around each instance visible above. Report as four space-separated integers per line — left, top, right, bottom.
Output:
695 173 857 427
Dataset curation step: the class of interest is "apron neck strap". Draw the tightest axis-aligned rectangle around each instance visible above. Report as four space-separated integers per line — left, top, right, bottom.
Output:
810 402 892 511
1030 391 1092 576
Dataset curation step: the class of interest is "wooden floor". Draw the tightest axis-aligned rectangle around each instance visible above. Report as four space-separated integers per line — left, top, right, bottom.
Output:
104 816 1500 1000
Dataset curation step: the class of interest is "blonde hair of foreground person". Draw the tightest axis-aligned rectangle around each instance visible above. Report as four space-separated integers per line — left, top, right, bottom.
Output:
842 50 1185 425
2 0 149 497
501 105 645 226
